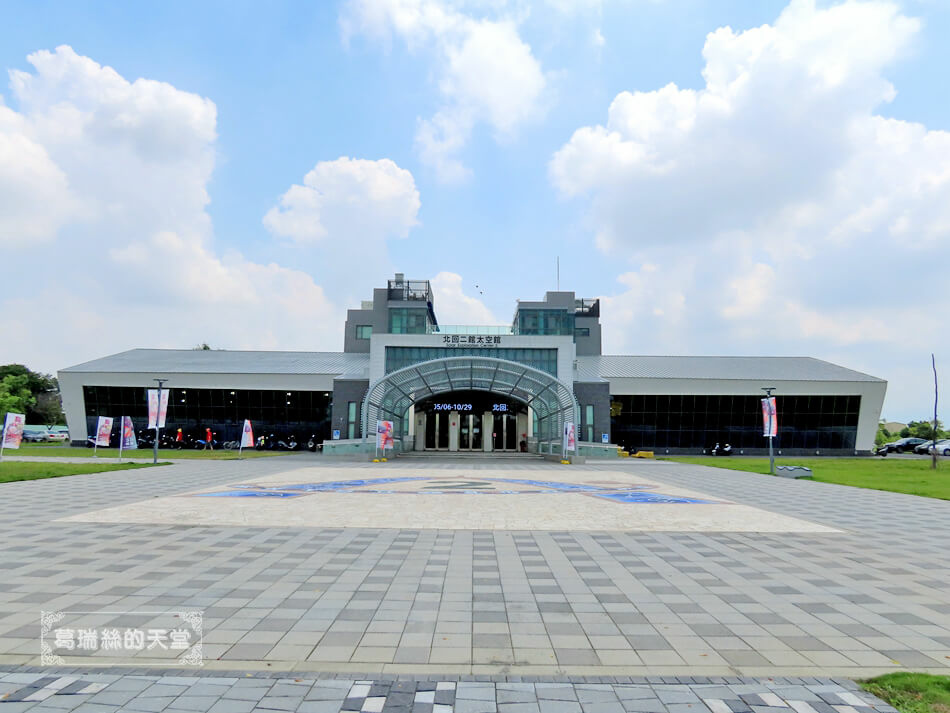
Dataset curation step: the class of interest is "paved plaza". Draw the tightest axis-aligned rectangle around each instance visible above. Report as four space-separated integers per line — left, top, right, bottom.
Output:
0 454 948 710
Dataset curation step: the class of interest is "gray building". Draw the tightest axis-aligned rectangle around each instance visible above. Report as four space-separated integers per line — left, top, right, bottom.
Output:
59 273 886 456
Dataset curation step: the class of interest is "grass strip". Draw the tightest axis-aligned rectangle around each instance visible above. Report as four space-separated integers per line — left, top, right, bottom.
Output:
11 444 296 460
0 460 167 483
861 673 950 713
660 456 950 500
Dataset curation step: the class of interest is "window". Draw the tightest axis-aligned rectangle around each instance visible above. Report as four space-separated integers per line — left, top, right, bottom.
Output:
574 327 590 338
516 309 574 336
356 325 372 340
584 404 594 442
389 308 428 334
347 401 358 439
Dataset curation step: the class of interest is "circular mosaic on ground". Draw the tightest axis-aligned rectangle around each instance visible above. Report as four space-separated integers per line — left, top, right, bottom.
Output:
59 464 840 533
195 476 719 504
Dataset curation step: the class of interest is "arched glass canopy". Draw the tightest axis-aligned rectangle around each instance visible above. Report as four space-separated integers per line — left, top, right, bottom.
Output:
361 356 579 445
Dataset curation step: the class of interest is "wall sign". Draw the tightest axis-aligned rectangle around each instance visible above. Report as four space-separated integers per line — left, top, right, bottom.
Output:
441 335 502 346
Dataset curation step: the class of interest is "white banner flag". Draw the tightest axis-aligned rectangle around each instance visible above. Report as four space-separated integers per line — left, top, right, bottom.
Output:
562 422 576 454
94 416 114 447
240 420 255 448
2 412 25 450
147 389 170 429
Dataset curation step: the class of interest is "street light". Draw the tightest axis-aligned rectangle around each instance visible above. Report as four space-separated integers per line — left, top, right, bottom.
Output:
153 378 168 465
761 386 776 475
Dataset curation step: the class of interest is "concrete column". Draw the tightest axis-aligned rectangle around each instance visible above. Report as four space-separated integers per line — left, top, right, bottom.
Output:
415 411 426 451
448 411 459 452
516 412 528 452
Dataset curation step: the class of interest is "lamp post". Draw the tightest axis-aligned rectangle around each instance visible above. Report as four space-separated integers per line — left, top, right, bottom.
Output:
153 378 168 465
762 386 776 475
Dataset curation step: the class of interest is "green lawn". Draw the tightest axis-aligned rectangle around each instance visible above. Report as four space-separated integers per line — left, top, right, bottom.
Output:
0 460 166 483
9 443 296 460
661 456 950 500
861 673 950 713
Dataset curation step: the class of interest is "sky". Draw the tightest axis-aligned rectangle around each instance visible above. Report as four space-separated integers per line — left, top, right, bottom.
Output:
1 0 948 422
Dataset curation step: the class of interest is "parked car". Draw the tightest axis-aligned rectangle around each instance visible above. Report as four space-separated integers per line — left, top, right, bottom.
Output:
877 437 927 454
928 439 950 456
46 426 69 442
21 427 49 443
914 439 938 454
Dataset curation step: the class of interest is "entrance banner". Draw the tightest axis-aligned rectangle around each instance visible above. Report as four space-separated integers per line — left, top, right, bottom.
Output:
147 389 169 429
95 416 114 447
120 416 138 450
1 412 25 450
376 420 394 450
761 397 778 437
240 419 255 448
562 422 576 454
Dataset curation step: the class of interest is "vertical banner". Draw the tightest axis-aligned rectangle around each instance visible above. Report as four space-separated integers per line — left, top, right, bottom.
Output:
761 397 778 437
147 389 169 429
2 412 26 450
95 416 114 446
121 416 138 450
562 422 576 454
376 420 394 450
240 420 255 448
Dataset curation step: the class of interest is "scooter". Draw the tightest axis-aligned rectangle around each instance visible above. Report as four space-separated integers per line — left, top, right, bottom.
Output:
277 435 298 450
307 434 318 452
711 443 733 456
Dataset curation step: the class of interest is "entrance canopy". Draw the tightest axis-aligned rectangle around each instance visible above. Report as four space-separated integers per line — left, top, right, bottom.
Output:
361 356 579 444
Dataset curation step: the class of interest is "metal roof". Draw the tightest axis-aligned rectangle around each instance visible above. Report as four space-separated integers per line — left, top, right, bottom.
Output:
576 355 884 383
61 349 369 377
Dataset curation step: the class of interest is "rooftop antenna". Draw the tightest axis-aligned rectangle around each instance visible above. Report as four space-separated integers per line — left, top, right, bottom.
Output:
556 256 560 291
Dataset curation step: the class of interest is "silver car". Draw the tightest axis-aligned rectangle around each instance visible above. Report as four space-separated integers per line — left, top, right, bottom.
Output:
928 439 950 456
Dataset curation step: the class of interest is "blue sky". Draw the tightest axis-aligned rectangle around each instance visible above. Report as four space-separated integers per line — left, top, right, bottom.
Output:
1 0 948 421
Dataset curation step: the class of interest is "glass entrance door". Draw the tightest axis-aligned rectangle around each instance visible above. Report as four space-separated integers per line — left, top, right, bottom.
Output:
459 414 482 450
493 413 517 451
424 412 451 450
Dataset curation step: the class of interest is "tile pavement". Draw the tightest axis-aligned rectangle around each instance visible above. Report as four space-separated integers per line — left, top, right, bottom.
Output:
0 455 947 679
0 669 899 713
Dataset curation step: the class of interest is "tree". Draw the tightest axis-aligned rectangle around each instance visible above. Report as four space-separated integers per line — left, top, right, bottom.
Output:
0 364 64 425
905 419 946 441
193 343 211 350
0 374 36 422
874 420 892 447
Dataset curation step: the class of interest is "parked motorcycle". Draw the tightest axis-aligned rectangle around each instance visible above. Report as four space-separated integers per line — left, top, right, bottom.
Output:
277 434 298 450
711 443 733 456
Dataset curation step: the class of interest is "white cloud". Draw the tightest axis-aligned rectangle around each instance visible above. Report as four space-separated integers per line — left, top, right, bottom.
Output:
431 271 499 325
342 0 547 182
263 157 420 244
0 46 418 373
552 0 950 419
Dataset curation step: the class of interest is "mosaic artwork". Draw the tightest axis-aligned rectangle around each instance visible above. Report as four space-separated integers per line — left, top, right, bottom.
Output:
196 476 716 504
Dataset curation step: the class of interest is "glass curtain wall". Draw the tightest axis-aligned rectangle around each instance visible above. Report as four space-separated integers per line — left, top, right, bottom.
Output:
610 394 860 451
389 308 429 334
82 386 332 442
515 309 575 336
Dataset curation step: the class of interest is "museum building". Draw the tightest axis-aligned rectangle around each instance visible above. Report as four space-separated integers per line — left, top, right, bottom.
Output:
59 274 886 456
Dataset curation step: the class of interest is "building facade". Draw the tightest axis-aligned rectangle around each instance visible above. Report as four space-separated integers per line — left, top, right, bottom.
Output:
59 274 886 455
